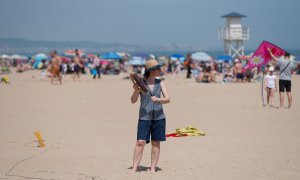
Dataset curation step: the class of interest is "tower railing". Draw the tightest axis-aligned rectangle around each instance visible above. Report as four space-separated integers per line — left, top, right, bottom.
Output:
218 27 249 40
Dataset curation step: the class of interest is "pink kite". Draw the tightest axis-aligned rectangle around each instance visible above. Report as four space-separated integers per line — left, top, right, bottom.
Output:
244 40 286 71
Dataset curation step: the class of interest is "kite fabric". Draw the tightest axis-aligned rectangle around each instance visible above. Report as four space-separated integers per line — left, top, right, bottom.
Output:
243 40 286 71
166 126 206 137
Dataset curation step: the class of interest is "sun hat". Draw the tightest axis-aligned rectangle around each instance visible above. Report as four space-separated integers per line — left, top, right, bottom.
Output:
269 66 274 71
145 59 162 73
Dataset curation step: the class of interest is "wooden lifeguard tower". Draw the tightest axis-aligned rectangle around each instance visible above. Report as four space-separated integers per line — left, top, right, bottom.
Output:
218 12 249 58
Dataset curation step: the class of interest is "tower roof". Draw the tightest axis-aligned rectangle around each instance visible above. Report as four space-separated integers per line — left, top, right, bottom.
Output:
221 12 246 18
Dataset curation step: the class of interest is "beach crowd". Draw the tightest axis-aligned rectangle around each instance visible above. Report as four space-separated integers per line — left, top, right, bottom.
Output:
1 49 299 86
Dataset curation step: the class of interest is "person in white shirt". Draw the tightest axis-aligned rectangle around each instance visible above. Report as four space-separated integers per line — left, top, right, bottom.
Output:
264 66 277 107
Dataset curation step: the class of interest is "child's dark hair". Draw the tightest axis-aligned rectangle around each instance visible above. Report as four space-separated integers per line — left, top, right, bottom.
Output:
284 52 290 58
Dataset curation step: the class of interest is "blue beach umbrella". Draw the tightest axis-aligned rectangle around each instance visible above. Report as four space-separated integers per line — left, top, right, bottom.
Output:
295 56 300 61
169 54 184 59
101 52 122 60
169 54 185 63
216 55 233 61
33 53 49 69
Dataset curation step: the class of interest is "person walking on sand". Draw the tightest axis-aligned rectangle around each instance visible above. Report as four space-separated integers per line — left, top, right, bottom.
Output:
93 54 101 79
49 50 62 85
264 66 277 107
173 59 182 78
268 49 297 108
185 53 193 78
72 49 82 81
130 59 170 174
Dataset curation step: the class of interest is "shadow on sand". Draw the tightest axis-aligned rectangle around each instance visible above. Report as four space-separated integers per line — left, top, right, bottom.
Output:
128 166 162 172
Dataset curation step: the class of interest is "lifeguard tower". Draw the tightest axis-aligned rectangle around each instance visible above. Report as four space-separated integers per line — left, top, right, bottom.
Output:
218 12 249 58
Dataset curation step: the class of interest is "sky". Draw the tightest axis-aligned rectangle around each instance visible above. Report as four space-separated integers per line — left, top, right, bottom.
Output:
0 0 299 50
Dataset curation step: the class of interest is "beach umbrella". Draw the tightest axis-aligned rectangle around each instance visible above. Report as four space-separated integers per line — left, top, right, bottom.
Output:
216 55 233 61
191 52 213 62
132 53 152 60
61 57 71 62
34 53 48 61
158 56 168 61
87 53 96 59
33 53 49 69
100 59 110 65
169 54 185 62
64 50 85 57
1 54 9 59
169 54 184 59
128 56 146 65
295 56 300 61
101 52 122 60
9 54 22 60
149 54 156 59
117 52 131 59
128 59 146 65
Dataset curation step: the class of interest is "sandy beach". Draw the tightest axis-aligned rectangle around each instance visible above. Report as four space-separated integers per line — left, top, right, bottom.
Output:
0 71 300 180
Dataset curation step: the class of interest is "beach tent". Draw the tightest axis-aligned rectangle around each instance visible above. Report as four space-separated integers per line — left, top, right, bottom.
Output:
101 52 122 60
191 52 213 62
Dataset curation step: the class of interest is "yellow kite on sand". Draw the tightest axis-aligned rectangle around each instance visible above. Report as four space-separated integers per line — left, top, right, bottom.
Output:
166 126 206 137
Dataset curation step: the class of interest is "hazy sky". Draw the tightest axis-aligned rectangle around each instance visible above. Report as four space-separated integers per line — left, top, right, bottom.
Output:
0 0 299 50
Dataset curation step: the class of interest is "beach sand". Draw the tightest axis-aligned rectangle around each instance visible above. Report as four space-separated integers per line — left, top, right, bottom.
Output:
0 71 299 180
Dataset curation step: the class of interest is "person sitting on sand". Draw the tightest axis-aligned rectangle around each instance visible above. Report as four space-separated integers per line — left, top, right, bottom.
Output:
130 59 170 174
197 67 212 83
223 67 234 83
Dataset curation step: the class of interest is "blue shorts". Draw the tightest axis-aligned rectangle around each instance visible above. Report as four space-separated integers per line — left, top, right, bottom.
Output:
137 119 166 144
